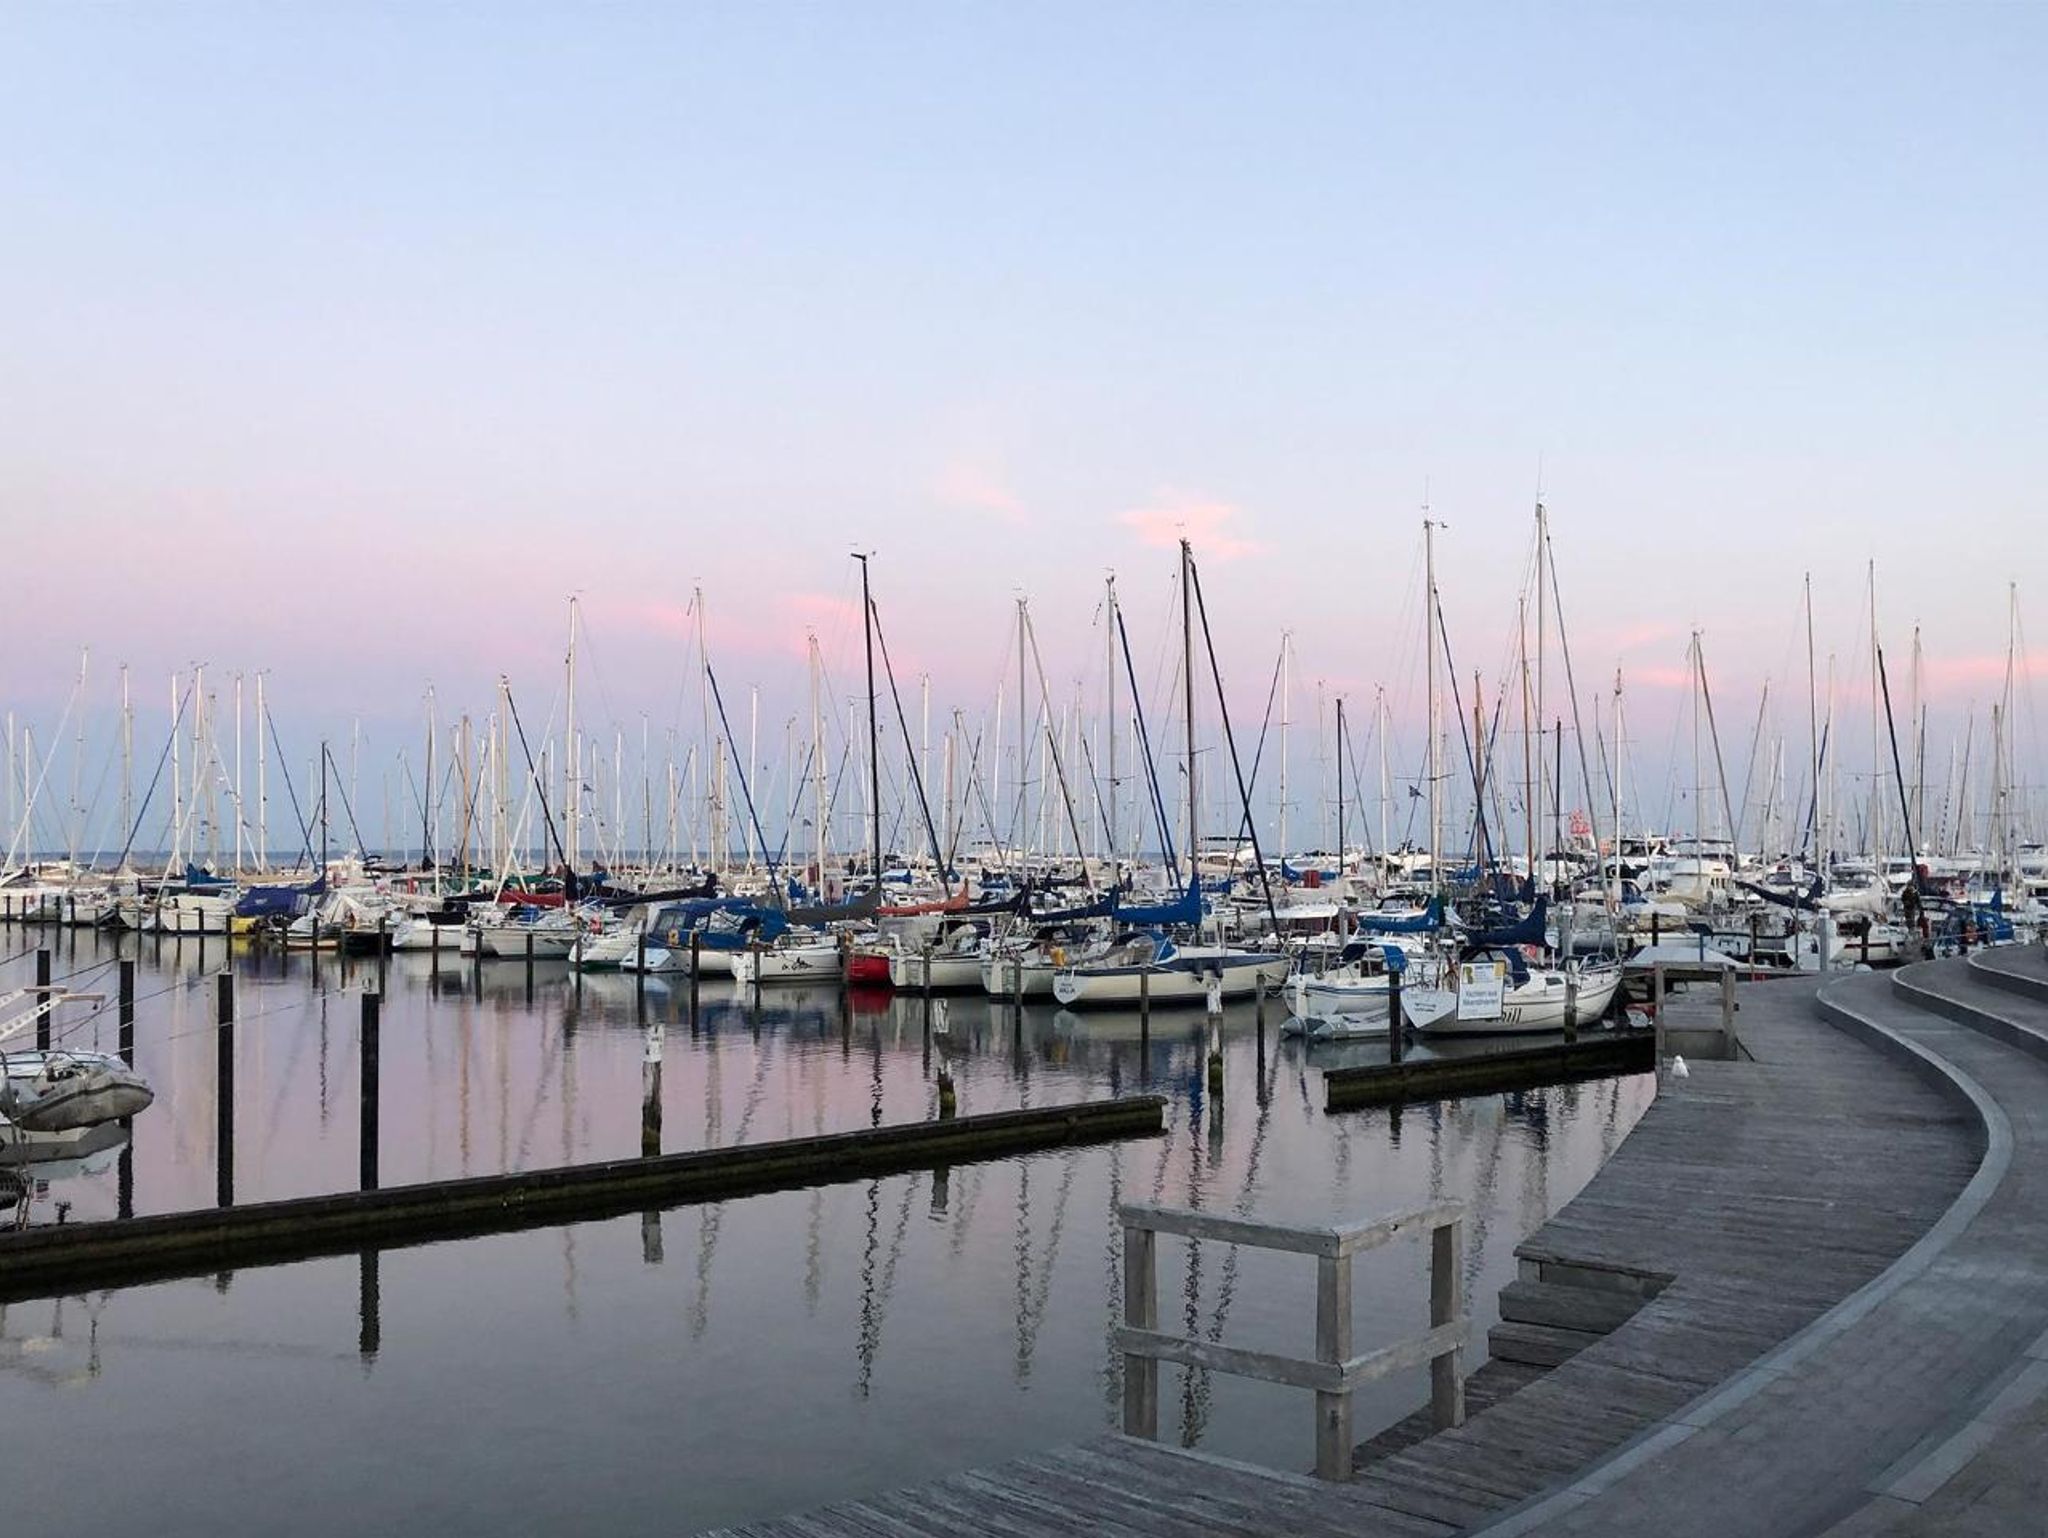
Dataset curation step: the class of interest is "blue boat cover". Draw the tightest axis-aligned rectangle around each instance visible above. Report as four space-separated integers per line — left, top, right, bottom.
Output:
1113 877 1204 928
1353 897 1443 934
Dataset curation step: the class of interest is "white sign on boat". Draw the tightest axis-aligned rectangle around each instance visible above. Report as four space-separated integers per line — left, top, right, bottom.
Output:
1457 960 1506 1021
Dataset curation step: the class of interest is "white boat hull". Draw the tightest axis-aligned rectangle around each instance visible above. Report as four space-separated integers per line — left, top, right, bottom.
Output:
1407 966 1624 1036
1051 951 1289 1009
733 944 845 985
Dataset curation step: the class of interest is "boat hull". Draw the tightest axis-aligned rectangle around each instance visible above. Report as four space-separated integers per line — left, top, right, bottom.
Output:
1051 951 1289 1009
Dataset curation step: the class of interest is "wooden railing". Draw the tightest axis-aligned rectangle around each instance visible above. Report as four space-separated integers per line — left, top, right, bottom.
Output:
1117 1198 1467 1480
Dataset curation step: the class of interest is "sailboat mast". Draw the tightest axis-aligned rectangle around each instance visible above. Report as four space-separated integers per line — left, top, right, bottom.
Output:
565 596 579 871
1279 632 1291 861
1377 686 1389 883
1805 573 1820 871
1336 696 1346 882
857 553 881 882
1424 515 1441 895
119 664 133 864
1534 499 1548 879
1105 573 1118 869
422 685 436 871
1182 538 1199 888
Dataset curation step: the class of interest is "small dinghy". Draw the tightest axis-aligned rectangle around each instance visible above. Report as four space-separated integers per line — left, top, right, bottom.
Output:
1 1048 155 1134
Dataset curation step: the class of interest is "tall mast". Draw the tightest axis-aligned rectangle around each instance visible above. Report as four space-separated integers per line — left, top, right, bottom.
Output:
1910 627 1925 854
422 685 436 871
1519 597 1535 870
170 671 182 869
809 633 825 884
1868 562 1882 859
747 683 760 871
1279 632 1291 861
255 672 267 871
1105 573 1118 869
1377 685 1389 880
69 649 87 870
120 664 132 865
1534 499 1548 876
1424 514 1442 894
856 553 881 882
231 671 243 871
920 673 931 869
1692 630 1704 850
1335 696 1346 883
1610 671 1625 913
1018 596 1029 861
1805 574 1820 872
565 595 579 870
1181 538 1199 888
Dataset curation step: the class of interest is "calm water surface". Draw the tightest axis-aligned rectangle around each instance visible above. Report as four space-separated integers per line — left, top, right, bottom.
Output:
0 929 1652 1535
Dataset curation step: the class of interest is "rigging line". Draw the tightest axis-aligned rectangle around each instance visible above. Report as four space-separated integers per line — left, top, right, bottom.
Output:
320 743 371 860
262 704 316 871
866 602 949 879
503 684 569 869
1186 554 1282 940
1020 606 1095 888
1435 589 1494 872
110 679 196 875
1116 605 1180 882
1545 528 1604 850
703 663 776 875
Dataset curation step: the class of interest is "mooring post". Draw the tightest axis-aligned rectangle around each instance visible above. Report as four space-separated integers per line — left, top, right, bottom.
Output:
1720 966 1737 1040
1389 969 1405 1064
635 929 648 1016
524 927 535 1002
689 930 703 1028
641 1021 663 1157
922 940 935 997
118 957 136 1064
360 983 381 1192
1653 963 1668 1058
1206 980 1224 1097
34 948 51 1049
937 1069 956 1120
430 919 441 981
1121 1221 1159 1440
216 968 236 1208
1749 910 1762 978
359 1247 382 1363
1315 1249 1356 1480
1139 965 1151 1041
1860 924 1871 967
1431 1216 1467 1430
1651 911 1661 948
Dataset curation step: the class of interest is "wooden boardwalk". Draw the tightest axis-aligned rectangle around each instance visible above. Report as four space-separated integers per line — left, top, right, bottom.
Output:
702 959 2048 1538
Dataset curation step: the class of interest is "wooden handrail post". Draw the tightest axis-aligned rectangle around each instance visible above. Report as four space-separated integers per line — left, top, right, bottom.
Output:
1315 1252 1355 1479
1122 1223 1159 1440
1430 1217 1465 1430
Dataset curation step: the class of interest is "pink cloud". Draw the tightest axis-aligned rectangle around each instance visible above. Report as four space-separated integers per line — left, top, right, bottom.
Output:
1119 491 1262 561
934 462 1027 524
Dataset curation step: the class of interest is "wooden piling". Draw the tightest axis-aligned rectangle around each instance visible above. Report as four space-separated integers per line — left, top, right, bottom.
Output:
216 969 236 1209
34 948 51 1050
118 958 135 1063
360 985 380 1192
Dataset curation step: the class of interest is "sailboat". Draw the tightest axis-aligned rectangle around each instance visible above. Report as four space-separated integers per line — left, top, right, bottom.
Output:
1051 540 1288 1010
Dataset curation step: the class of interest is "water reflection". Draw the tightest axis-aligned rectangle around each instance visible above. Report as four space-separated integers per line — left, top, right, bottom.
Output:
0 932 1655 1535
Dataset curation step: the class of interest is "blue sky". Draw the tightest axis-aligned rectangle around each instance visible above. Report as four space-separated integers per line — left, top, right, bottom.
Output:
4 4 2045 850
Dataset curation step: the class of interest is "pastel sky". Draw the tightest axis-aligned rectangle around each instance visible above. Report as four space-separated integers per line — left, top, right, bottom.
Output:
4 4 2045 853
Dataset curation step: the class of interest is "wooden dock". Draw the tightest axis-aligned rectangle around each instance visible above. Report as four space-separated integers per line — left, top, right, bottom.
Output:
704 954 2048 1537
0 1096 1164 1299
1323 1032 1655 1111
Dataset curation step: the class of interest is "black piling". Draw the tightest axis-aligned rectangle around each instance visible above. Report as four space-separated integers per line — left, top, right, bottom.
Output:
358 1247 381 1363
359 986 380 1192
117 958 136 1064
1388 969 1405 1065
689 931 702 1032
215 969 236 1209
523 927 535 1003
34 948 51 1050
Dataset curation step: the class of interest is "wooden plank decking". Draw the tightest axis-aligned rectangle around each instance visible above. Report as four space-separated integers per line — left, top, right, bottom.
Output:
700 960 2048 1538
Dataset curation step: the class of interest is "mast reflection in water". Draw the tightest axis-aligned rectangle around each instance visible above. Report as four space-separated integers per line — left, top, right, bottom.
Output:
0 932 1651 1536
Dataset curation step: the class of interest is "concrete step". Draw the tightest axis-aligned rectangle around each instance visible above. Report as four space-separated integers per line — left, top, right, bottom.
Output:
1488 1319 1606 1369
1498 1278 1647 1335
